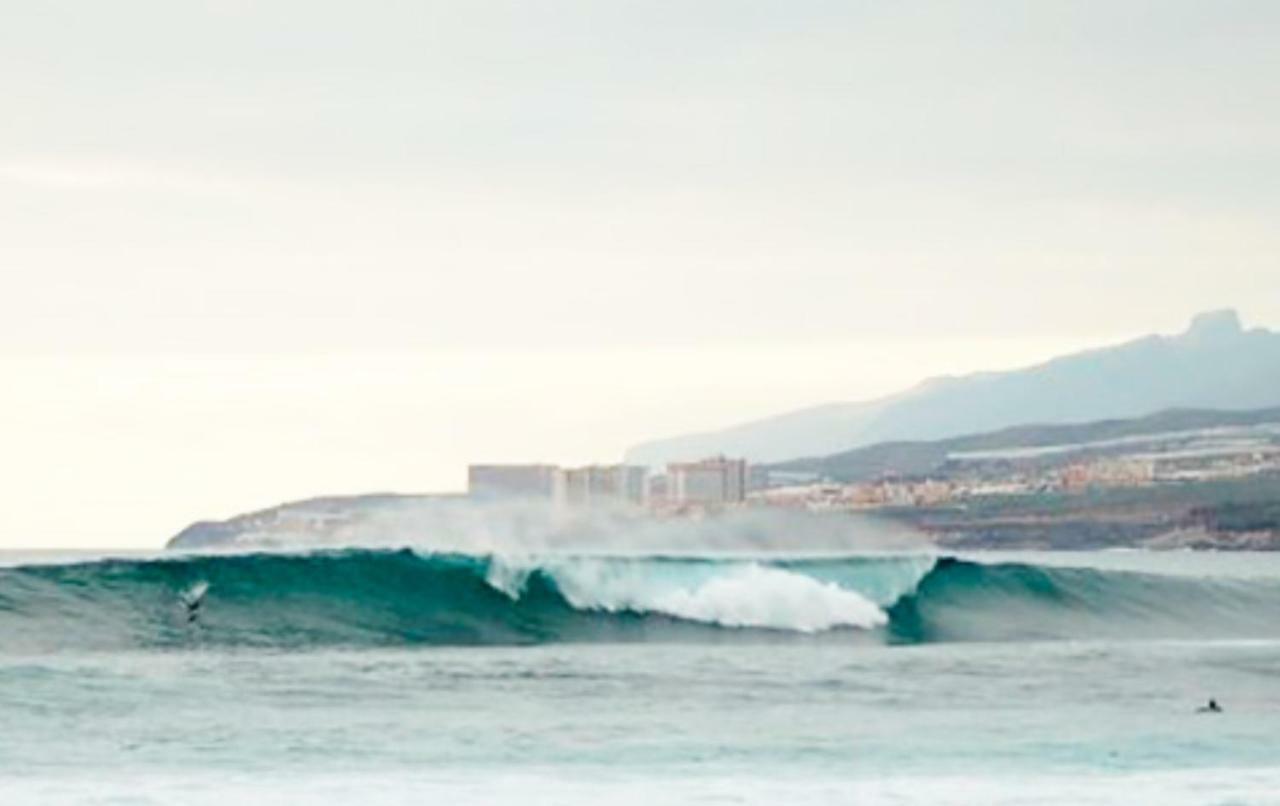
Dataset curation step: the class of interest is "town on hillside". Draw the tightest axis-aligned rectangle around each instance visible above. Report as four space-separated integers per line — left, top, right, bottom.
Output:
467 414 1280 549
471 418 1280 514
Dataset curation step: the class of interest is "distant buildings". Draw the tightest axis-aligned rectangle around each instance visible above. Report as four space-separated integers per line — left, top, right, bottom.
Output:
466 422 1280 520
467 464 558 501
647 473 669 504
553 465 648 509
667 456 747 506
468 462 647 509
747 443 1280 515
1058 458 1155 491
468 456 755 512
753 478 956 510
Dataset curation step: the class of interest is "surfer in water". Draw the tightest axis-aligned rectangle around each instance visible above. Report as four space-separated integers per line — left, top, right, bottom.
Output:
1197 699 1223 714
180 582 209 625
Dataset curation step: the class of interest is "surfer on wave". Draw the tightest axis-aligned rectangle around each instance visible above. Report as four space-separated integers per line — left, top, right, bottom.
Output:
180 581 209 625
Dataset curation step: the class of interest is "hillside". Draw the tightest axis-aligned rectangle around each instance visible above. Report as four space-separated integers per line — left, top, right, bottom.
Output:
168 493 442 549
772 405 1280 482
626 310 1280 467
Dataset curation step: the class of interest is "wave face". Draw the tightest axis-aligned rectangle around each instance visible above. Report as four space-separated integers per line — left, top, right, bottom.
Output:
886 557 1280 643
2 550 1279 651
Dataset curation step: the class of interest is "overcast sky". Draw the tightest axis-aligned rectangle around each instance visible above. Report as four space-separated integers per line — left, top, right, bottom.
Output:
2 1 1278 547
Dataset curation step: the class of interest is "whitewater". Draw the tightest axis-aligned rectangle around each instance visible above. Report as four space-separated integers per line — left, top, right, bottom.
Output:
4 549 1280 804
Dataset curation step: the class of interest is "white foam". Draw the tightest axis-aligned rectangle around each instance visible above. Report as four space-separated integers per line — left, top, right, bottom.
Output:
533 559 888 632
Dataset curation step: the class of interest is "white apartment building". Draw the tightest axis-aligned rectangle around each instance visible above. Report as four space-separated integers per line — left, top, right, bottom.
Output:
553 465 648 509
667 456 748 506
467 464 559 500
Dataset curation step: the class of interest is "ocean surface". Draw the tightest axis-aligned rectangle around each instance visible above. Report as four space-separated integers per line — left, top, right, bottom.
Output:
3 548 1280 804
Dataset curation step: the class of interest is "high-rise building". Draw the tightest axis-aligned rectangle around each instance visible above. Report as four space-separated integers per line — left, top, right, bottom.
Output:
467 464 558 501
647 473 670 505
667 456 747 506
553 464 648 509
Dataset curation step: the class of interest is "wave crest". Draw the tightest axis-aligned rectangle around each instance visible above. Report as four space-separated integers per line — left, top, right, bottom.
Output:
3 549 1280 651
537 559 887 632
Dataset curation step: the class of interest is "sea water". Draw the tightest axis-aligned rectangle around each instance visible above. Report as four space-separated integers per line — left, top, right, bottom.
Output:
2 549 1279 804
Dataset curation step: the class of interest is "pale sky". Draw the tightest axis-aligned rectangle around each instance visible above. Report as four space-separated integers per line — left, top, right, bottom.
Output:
2 1 1279 547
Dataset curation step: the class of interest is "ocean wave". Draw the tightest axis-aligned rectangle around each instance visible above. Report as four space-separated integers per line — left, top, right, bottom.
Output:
1 549 1278 651
887 556 1280 643
498 557 890 632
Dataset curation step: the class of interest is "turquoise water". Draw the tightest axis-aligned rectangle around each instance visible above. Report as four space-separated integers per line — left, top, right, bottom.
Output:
2 550 1280 803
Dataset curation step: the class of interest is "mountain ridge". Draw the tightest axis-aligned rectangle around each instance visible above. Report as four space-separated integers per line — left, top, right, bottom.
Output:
625 309 1280 467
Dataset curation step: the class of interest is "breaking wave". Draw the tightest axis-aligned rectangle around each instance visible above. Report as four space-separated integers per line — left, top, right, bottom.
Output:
1 549 1279 651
